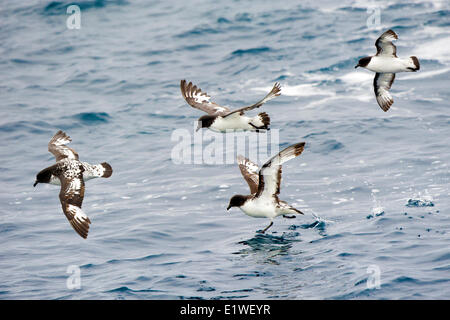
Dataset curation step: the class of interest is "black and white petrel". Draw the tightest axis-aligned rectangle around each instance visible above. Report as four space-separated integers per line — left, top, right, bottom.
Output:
180 80 281 132
34 130 112 239
355 29 420 111
227 142 306 233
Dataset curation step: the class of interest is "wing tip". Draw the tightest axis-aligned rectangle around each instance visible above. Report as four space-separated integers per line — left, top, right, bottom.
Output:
379 99 393 112
65 204 91 239
180 79 206 99
180 79 188 97
70 217 91 239
50 130 72 145
293 142 306 156
181 79 196 98
383 29 398 39
237 155 258 170
237 155 252 168
272 82 282 96
268 141 305 167
376 92 394 111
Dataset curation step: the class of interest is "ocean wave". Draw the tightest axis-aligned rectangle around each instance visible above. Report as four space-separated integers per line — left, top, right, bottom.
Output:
41 0 129 16
1 0 449 300
230 47 273 57
71 112 111 124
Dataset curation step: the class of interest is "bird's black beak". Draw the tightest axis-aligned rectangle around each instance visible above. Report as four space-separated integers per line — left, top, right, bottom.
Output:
354 65 359 69
33 181 38 187
227 205 231 211
195 120 202 132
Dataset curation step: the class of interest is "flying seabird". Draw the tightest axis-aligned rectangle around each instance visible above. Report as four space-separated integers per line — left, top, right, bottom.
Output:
33 130 113 239
227 142 306 233
355 29 420 111
180 79 281 132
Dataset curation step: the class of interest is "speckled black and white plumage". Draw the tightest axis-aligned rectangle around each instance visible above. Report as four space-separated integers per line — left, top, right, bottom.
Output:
34 130 113 239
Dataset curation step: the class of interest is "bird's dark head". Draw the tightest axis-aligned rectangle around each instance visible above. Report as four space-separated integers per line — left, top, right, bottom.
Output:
355 56 372 69
227 195 248 211
34 168 53 187
197 115 216 131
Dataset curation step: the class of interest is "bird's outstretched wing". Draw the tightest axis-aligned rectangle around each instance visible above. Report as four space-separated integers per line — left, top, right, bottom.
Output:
48 130 79 162
374 72 396 112
237 155 260 194
180 80 230 116
255 142 305 200
375 29 398 57
58 169 90 239
223 82 281 118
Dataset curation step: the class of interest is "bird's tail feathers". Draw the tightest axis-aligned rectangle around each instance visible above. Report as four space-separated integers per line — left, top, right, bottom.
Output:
83 162 113 180
408 56 420 71
287 206 304 215
280 203 304 216
251 112 270 130
100 162 113 178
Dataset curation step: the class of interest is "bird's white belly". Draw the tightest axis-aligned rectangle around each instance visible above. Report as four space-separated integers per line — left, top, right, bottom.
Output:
366 57 409 73
240 198 277 219
211 116 251 132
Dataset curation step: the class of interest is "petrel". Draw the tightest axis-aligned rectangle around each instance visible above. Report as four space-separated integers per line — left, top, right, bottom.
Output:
33 130 113 239
355 29 420 111
180 80 281 132
227 142 306 233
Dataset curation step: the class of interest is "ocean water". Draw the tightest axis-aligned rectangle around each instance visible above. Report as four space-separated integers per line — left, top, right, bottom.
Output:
0 0 449 300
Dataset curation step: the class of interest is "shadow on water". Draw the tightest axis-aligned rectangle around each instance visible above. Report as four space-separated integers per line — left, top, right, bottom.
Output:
233 232 302 265
233 217 328 264
297 220 328 236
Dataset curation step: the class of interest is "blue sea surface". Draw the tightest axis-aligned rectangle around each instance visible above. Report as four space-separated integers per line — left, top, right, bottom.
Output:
0 0 449 299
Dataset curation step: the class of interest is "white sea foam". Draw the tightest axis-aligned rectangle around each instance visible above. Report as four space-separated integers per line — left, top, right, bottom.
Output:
412 37 450 64
252 83 334 97
402 68 450 80
372 206 384 216
340 71 373 86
